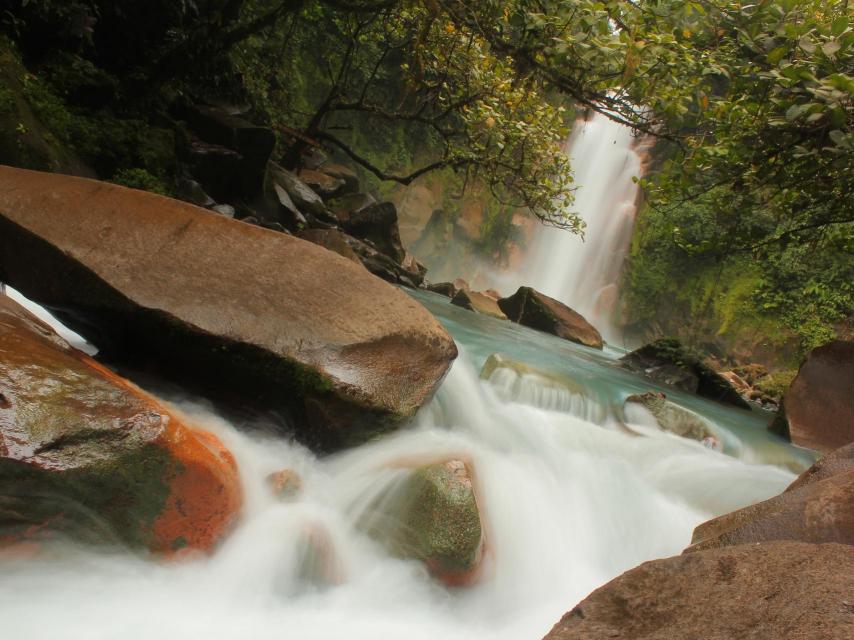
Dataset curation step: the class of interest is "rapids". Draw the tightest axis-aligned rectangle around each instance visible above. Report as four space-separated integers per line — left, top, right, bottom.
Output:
0 288 812 640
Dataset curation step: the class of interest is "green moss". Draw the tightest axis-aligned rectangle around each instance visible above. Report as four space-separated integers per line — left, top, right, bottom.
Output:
111 168 171 196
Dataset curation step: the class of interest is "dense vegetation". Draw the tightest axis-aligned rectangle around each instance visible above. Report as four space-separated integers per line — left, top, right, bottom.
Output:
0 0 851 366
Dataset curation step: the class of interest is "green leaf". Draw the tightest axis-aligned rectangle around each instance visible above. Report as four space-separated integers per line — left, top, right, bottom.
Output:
767 46 788 64
831 17 849 37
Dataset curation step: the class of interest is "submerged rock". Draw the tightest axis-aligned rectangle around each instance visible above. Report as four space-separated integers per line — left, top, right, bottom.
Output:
361 459 484 586
624 391 721 450
543 541 854 640
620 339 751 409
0 166 457 450
267 469 303 501
479 354 604 421
770 340 854 453
0 295 242 553
688 442 854 551
497 287 603 349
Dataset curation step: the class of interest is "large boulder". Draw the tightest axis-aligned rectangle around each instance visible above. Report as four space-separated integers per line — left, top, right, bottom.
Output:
770 340 854 453
543 541 854 640
688 444 854 551
0 295 241 553
624 391 721 450
620 338 751 409
0 166 457 450
267 163 326 217
497 287 603 349
360 459 484 586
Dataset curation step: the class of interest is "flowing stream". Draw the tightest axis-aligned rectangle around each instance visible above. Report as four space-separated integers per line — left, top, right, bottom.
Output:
0 288 813 640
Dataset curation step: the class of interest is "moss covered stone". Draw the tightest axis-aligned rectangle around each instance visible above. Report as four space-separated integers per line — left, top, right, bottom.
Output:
362 459 484 585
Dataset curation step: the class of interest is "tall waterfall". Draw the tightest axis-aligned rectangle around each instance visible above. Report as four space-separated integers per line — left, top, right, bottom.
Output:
514 114 647 344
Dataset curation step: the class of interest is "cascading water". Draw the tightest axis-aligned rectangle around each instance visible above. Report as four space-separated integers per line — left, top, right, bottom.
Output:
512 114 647 343
0 289 812 640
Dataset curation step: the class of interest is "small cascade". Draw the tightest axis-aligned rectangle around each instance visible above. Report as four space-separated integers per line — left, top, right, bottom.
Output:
513 114 648 343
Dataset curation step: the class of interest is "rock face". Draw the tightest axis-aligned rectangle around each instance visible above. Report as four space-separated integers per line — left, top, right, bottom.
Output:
0 295 241 553
771 340 854 453
543 541 854 640
787 441 854 491
620 338 751 409
688 444 854 551
362 459 484 586
624 391 721 449
450 289 508 320
497 287 603 349
0 166 457 450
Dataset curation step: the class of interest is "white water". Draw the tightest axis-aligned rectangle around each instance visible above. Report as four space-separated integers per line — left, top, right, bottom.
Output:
0 318 799 640
513 114 646 343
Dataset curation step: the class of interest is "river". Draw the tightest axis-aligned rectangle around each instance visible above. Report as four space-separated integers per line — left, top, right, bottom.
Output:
0 287 812 640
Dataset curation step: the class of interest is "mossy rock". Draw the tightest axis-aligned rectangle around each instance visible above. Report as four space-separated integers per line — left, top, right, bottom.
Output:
361 459 484 585
621 338 751 409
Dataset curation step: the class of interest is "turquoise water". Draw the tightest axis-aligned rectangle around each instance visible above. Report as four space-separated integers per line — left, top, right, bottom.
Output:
408 288 816 472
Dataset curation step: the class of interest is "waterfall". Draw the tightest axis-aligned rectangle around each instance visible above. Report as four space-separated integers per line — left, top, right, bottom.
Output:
514 114 647 343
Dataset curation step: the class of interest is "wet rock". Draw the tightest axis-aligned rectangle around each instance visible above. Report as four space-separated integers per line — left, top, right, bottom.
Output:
298 169 346 199
267 185 306 231
267 469 302 501
0 166 458 450
497 287 603 349
298 228 364 265
478 354 602 419
212 204 235 218
0 295 242 553
363 459 484 586
787 441 854 491
175 177 216 208
329 192 376 226
319 163 359 194
185 137 245 203
451 289 507 320
183 104 275 198
400 253 428 287
620 339 751 409
624 391 721 449
267 163 326 216
341 202 406 264
688 463 854 552
426 282 460 298
770 340 854 453
543 542 854 640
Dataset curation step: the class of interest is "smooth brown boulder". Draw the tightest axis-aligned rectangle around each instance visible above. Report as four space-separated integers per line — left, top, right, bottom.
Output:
544 542 854 640
498 287 603 349
687 468 854 551
450 289 508 320
0 166 457 450
771 340 854 453
787 441 854 491
0 295 242 553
